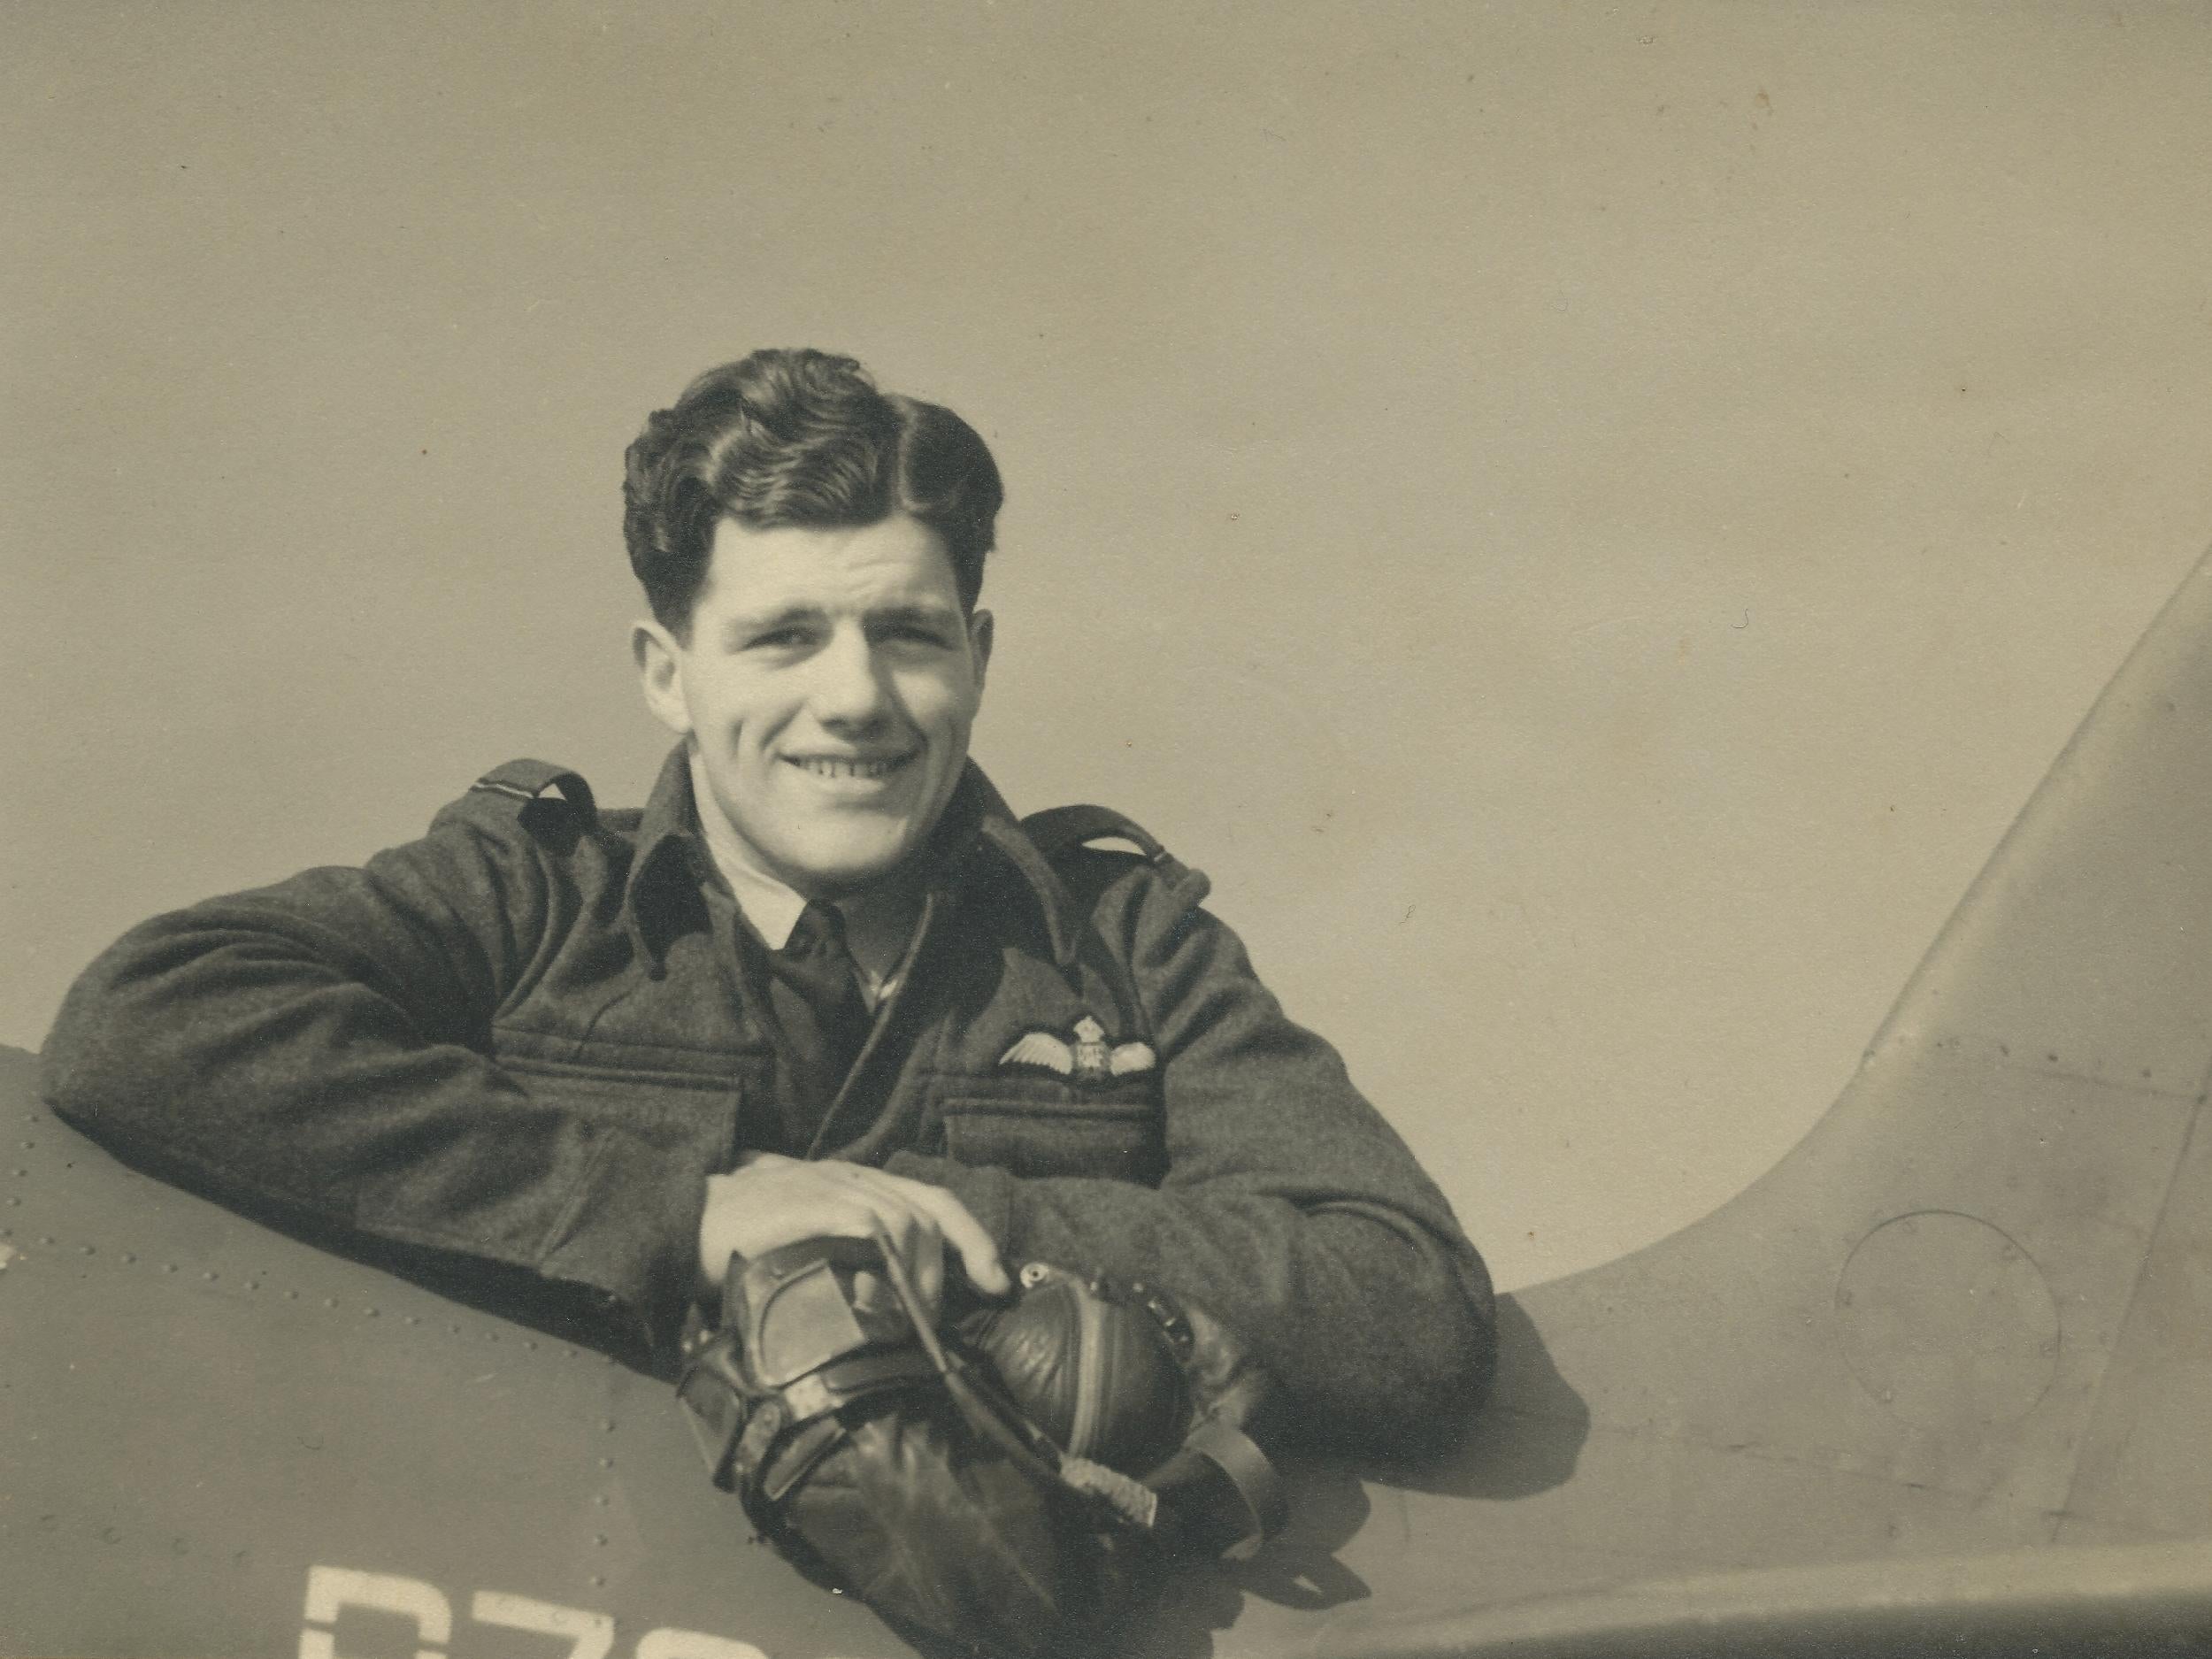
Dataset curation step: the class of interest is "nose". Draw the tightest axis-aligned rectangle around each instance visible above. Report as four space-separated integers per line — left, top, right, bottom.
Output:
809 623 894 729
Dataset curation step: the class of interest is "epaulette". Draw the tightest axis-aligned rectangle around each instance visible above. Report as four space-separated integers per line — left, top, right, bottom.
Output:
1018 805 1186 881
468 759 597 825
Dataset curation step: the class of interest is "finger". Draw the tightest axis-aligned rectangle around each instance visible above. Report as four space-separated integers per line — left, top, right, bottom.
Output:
875 1203 944 1319
909 1219 946 1316
817 1164 981 1305
805 1196 898 1249
905 1184 1010 1296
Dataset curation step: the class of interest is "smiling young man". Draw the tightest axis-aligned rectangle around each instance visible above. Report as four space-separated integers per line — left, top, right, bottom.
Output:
42 349 1494 1451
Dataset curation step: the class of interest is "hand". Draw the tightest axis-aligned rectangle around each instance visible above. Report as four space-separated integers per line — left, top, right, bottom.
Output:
697 1154 1012 1311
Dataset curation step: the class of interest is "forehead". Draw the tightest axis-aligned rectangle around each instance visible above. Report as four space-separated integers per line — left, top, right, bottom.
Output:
696 513 962 616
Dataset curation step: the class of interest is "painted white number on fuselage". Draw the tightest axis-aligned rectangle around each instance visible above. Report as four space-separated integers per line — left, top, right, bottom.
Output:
302 1568 452 1659
301 1566 769 1659
471 1592 616 1659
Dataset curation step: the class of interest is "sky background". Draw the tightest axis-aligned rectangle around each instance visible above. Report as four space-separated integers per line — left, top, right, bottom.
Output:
7 1 2212 1293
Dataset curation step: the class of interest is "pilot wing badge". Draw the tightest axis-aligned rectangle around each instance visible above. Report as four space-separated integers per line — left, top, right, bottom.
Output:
999 1015 1156 1088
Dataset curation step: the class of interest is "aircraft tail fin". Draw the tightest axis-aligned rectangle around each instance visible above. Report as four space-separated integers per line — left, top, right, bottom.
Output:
1368 542 2212 1625
1868 541 2212 1090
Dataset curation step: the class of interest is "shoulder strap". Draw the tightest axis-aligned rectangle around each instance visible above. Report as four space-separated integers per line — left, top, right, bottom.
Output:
469 759 597 824
1018 804 1174 870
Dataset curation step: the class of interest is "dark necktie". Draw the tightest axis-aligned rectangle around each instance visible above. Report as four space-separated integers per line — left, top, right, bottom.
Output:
766 901 873 1149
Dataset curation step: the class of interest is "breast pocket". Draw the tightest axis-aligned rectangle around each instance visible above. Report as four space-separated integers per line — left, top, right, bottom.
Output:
936 1076 1165 1186
496 1040 759 1168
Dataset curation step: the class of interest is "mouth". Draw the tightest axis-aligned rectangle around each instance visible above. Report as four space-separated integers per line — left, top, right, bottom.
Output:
783 752 918 782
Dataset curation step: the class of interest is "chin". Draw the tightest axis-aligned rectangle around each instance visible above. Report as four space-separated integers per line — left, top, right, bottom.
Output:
787 831 917 893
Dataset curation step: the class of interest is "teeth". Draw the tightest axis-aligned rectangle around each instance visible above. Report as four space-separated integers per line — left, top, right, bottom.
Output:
795 757 906 780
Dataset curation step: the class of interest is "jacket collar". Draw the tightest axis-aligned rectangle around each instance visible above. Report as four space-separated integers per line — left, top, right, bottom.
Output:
622 745 1083 974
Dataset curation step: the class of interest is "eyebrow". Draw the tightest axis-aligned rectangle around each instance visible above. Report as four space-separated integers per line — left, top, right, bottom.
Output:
869 603 964 631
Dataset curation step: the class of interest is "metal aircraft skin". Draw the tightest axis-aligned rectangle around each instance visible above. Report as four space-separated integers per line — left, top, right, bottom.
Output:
12 548 2212 1659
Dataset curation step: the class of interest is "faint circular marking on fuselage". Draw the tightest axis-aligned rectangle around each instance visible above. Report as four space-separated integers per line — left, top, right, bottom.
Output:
1837 1210 2060 1429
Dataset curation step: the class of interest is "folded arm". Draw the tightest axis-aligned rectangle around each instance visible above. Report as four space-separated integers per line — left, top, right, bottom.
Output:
39 792 704 1363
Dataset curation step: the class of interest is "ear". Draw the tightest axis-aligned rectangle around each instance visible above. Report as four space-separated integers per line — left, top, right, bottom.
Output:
966 608 995 691
632 620 694 738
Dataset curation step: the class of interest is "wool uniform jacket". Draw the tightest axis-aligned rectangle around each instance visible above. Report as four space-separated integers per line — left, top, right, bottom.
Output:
42 749 1495 1451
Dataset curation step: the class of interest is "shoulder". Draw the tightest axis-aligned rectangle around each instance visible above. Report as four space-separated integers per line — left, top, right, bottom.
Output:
386 758 658 940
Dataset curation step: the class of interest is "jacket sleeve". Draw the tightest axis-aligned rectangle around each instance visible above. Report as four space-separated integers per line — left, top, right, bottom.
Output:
885 856 1496 1454
38 782 704 1365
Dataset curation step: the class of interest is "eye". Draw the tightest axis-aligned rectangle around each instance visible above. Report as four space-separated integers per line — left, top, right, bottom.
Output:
744 625 815 650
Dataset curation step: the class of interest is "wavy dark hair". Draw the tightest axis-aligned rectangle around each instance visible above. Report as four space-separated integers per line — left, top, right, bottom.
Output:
623 349 1004 634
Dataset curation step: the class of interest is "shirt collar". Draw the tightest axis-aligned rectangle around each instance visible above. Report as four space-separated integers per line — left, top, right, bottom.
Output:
683 749 813 952
622 745 1085 976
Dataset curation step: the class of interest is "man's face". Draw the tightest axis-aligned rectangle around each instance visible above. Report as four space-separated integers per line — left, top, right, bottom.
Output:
634 513 992 899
